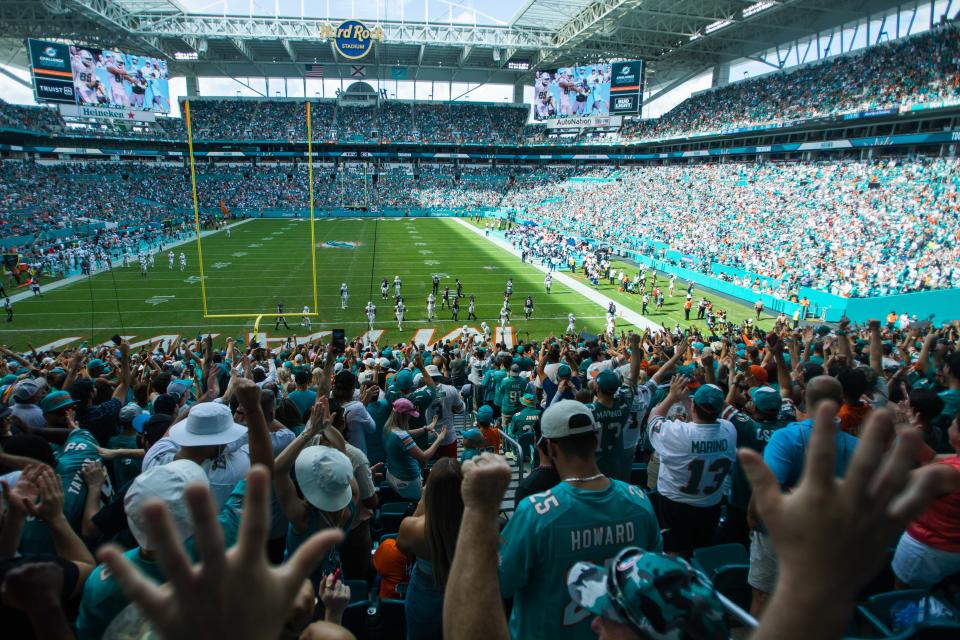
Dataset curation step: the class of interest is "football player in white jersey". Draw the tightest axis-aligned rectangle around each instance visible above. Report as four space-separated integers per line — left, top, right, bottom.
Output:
544 272 552 294
395 299 405 330
393 275 402 298
340 283 349 309
302 306 312 330
365 301 376 332
104 53 132 108
427 293 436 322
565 312 576 335
168 251 174 269
179 252 186 271
72 48 100 105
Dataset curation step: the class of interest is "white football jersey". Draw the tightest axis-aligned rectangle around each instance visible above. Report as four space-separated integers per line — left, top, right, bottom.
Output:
648 416 736 507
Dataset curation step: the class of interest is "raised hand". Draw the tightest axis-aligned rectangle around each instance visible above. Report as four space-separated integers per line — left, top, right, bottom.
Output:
96 465 344 640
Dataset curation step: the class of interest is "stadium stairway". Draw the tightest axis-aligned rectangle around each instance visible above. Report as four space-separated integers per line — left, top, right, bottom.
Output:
450 408 523 519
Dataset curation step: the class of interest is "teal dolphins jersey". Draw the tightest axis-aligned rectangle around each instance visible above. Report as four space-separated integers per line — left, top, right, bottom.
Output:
589 385 635 482
499 480 662 640
107 433 141 489
499 376 527 415
482 368 507 405
19 429 103 556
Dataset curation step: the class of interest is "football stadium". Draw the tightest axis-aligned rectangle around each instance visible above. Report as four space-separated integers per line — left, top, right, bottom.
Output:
0 1 959 638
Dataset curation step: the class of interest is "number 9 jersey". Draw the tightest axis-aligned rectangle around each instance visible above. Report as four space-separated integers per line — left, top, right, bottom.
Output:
648 414 737 507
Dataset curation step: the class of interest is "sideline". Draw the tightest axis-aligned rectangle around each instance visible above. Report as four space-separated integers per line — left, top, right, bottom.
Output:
6 218 255 305
451 218 663 333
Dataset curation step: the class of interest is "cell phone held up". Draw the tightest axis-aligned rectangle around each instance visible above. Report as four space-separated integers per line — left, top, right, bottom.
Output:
331 329 346 355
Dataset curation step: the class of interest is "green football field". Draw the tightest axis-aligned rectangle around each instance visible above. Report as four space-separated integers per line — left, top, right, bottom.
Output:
1 217 774 351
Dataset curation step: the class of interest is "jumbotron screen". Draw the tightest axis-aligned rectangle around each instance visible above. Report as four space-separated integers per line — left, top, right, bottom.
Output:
533 60 644 122
533 64 611 120
28 38 171 113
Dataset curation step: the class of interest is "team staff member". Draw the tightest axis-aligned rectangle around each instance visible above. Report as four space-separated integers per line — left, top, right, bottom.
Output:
648 378 737 556
498 400 662 640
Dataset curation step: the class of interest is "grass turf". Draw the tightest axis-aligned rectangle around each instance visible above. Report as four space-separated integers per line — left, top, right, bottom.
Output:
3 217 667 350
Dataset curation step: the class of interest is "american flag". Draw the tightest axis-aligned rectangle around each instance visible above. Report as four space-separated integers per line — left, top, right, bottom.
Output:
305 64 324 78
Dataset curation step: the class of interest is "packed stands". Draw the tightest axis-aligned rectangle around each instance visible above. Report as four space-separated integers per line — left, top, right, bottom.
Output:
620 25 960 141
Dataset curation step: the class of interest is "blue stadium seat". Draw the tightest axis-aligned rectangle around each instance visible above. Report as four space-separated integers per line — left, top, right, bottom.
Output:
377 599 407 640
341 600 372 640
692 543 749 578
857 589 960 637
346 579 370 604
709 564 751 612
375 502 415 537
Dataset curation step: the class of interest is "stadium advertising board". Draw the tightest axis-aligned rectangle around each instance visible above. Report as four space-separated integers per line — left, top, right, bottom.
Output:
58 104 156 122
533 61 643 123
609 60 644 114
546 115 623 129
28 38 171 113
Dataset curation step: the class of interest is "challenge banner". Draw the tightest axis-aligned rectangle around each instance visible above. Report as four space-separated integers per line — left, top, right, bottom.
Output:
610 60 644 115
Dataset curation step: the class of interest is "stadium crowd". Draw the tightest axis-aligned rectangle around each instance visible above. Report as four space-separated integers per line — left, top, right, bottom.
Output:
2 26 957 149
0 313 958 639
501 158 960 297
618 25 960 142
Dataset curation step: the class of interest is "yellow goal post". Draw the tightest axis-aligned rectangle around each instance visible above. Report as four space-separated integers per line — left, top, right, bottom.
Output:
184 99 320 320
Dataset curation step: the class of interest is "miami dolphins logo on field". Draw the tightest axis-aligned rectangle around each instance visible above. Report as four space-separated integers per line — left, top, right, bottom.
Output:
321 240 362 249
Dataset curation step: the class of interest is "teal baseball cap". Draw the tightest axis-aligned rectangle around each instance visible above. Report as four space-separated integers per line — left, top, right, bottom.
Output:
520 393 537 408
596 369 621 393
462 428 485 444
692 384 725 414
393 369 414 392
87 358 111 374
749 386 781 414
41 390 78 414
475 405 494 425
557 363 572 378
567 547 727 640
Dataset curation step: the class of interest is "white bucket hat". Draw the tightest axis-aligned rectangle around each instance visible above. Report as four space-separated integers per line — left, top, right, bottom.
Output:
124 459 209 550
294 446 353 512
169 402 246 447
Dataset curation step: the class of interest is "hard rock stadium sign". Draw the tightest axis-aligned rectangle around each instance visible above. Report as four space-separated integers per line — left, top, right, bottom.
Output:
321 20 383 60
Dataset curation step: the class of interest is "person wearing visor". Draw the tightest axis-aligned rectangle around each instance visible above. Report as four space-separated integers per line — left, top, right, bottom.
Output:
566 547 728 640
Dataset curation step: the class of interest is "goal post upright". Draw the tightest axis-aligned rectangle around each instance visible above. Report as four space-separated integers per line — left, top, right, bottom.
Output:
188 100 321 323
184 99 210 317
307 100 319 314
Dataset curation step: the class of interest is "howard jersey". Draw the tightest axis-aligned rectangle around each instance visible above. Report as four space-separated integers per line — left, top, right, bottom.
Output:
648 416 737 507
499 481 662 640
589 385 636 481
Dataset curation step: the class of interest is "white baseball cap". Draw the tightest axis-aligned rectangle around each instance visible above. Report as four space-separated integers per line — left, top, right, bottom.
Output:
169 402 246 447
377 357 390 368
294 446 354 512
124 460 209 550
540 400 598 440
425 364 442 378
364 357 376 367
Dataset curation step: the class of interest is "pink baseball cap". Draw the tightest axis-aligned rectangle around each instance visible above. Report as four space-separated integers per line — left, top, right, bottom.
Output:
392 397 420 418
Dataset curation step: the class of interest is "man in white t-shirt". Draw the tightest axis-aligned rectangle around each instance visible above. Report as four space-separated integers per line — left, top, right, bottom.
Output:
424 364 465 459
648 377 736 556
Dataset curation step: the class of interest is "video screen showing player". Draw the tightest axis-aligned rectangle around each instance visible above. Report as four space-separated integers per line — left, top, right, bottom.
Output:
69 45 171 112
532 63 611 121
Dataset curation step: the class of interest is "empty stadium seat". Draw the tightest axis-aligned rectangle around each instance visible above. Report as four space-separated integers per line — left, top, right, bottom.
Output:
692 543 749 578
375 502 415 537
341 600 372 640
710 564 752 612
857 589 960 637
346 579 370 604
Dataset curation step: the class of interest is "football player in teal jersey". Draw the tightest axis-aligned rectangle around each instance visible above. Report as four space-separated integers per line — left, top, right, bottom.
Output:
499 400 662 640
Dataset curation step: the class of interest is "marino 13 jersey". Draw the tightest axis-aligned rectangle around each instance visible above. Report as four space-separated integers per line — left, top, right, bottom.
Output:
648 416 737 507
499 480 662 640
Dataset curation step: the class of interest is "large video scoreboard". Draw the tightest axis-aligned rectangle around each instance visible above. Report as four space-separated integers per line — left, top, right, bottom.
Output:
532 60 644 126
27 38 171 113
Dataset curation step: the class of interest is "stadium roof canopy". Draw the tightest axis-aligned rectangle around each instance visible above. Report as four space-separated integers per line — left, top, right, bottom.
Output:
0 0 909 95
